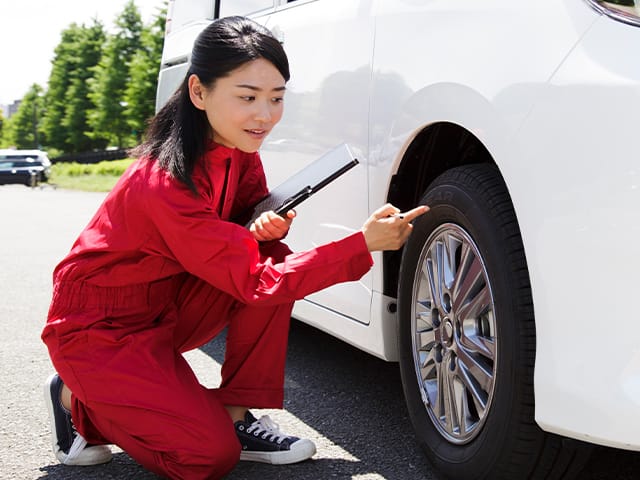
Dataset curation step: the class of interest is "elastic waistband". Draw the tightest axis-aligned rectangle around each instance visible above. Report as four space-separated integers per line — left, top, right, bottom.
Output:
50 277 176 313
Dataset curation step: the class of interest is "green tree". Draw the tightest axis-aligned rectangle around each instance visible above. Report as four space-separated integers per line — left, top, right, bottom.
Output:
0 109 5 147
88 0 144 148
4 84 46 149
42 21 106 152
124 4 166 143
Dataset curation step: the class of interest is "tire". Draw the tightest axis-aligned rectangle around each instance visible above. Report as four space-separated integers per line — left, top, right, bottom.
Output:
397 164 592 479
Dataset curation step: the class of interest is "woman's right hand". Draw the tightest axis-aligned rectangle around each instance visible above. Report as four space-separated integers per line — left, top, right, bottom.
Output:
361 204 429 252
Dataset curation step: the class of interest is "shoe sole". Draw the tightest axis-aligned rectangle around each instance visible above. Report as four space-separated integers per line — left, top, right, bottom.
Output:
43 373 112 466
239 439 316 465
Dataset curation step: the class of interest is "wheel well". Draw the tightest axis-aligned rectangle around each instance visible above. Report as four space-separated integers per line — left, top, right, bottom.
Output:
383 122 495 297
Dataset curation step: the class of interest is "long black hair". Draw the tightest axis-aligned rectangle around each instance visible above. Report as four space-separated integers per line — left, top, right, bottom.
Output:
132 16 290 193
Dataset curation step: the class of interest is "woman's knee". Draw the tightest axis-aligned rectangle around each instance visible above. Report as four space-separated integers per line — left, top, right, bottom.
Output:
158 433 241 479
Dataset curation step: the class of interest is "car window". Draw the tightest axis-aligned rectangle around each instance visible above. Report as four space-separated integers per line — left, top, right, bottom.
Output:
0 155 39 161
0 157 42 167
219 0 274 17
167 0 215 33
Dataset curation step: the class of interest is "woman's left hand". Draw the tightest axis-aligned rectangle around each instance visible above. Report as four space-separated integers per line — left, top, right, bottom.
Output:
250 210 295 242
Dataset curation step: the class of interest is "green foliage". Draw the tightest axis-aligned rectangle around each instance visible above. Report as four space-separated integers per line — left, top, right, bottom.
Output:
4 84 45 149
0 110 5 145
52 158 134 176
43 21 107 152
50 158 135 192
88 1 144 148
21 1 168 155
124 8 166 143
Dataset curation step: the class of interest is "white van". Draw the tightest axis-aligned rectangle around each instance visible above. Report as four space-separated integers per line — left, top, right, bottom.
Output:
156 2 640 478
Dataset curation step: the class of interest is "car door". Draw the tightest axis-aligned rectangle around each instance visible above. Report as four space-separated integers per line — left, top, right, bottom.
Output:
260 0 376 324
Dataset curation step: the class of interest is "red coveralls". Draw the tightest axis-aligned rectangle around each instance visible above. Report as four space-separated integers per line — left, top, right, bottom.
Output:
41 143 373 479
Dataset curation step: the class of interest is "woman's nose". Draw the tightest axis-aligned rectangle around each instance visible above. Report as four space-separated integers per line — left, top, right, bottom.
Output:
254 101 272 123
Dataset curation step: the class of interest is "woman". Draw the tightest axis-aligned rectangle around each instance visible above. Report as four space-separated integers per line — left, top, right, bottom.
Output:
42 16 427 479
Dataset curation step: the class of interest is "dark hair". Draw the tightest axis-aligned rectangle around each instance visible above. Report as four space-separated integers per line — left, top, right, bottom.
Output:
132 16 290 193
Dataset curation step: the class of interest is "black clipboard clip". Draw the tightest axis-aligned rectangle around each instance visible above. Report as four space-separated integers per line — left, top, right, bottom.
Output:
275 185 313 217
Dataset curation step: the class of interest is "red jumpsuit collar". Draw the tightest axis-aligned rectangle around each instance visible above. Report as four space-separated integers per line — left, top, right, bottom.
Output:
205 140 235 163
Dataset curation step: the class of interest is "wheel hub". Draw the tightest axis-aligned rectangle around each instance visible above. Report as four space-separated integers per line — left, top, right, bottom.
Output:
411 223 497 444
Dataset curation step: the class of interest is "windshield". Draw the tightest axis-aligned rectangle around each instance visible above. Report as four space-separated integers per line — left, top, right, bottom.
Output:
0 160 44 168
0 155 41 161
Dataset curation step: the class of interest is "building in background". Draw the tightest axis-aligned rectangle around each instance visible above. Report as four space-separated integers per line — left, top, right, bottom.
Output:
1 100 21 119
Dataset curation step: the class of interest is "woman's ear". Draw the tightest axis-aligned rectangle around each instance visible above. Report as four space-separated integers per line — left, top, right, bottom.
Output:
188 74 206 110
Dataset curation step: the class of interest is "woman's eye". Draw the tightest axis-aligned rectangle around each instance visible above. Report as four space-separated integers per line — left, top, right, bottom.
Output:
272 97 284 104
240 96 255 102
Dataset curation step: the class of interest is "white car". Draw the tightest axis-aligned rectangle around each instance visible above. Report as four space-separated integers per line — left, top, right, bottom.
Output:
0 149 51 186
156 1 640 478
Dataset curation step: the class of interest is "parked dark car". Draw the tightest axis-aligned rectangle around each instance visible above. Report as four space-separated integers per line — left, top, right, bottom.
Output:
0 150 51 186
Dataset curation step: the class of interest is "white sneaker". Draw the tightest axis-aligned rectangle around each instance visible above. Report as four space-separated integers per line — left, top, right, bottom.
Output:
235 412 316 465
43 373 112 466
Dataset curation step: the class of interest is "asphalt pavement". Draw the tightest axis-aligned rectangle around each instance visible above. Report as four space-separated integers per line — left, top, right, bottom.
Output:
1 184 639 480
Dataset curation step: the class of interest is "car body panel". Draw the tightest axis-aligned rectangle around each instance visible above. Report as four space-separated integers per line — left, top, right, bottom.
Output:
156 0 640 451
517 14 640 449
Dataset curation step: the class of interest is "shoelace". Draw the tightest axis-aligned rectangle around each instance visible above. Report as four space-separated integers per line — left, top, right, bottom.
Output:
246 415 288 444
65 433 89 463
61 404 88 464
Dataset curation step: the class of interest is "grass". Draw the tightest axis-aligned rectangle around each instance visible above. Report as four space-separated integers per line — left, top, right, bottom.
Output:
49 159 135 192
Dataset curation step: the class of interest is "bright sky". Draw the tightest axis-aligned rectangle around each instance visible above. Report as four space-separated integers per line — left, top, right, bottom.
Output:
0 0 165 105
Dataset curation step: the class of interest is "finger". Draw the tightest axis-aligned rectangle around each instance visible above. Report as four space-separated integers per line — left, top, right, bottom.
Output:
400 205 430 223
372 203 400 220
268 211 292 232
249 223 268 242
262 211 291 239
266 210 290 226
282 209 296 227
256 213 279 234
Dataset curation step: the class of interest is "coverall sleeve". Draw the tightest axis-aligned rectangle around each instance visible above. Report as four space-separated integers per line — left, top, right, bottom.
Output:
145 175 373 306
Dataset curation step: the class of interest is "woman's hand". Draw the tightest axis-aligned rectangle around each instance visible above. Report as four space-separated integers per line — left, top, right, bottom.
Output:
362 204 429 252
250 210 296 242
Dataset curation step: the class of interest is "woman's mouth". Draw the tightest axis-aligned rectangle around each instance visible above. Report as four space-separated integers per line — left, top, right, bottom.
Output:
245 129 267 139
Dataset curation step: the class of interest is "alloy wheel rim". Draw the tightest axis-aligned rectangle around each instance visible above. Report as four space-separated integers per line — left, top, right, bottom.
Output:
411 223 497 444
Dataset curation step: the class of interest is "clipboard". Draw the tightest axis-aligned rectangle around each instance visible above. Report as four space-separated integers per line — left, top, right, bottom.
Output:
234 143 359 228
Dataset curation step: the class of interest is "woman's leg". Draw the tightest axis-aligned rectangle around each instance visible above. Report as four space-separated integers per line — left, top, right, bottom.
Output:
172 276 317 465
173 274 294 409
44 299 241 479
76 348 241 480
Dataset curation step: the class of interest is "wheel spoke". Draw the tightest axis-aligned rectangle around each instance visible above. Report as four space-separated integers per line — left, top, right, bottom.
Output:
451 247 486 316
442 233 460 290
424 254 441 310
457 360 488 418
455 344 493 392
454 376 472 434
418 329 436 349
460 328 495 360
420 348 438 386
434 360 447 419
443 362 461 436
457 283 491 326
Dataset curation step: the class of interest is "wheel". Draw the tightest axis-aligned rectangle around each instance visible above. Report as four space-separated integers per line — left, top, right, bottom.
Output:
397 164 592 479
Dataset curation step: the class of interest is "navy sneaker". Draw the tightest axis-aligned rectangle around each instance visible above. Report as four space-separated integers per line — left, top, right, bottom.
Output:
235 411 316 465
43 373 112 466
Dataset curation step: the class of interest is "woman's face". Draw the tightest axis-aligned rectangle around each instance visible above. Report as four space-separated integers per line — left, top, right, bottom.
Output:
189 58 286 153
